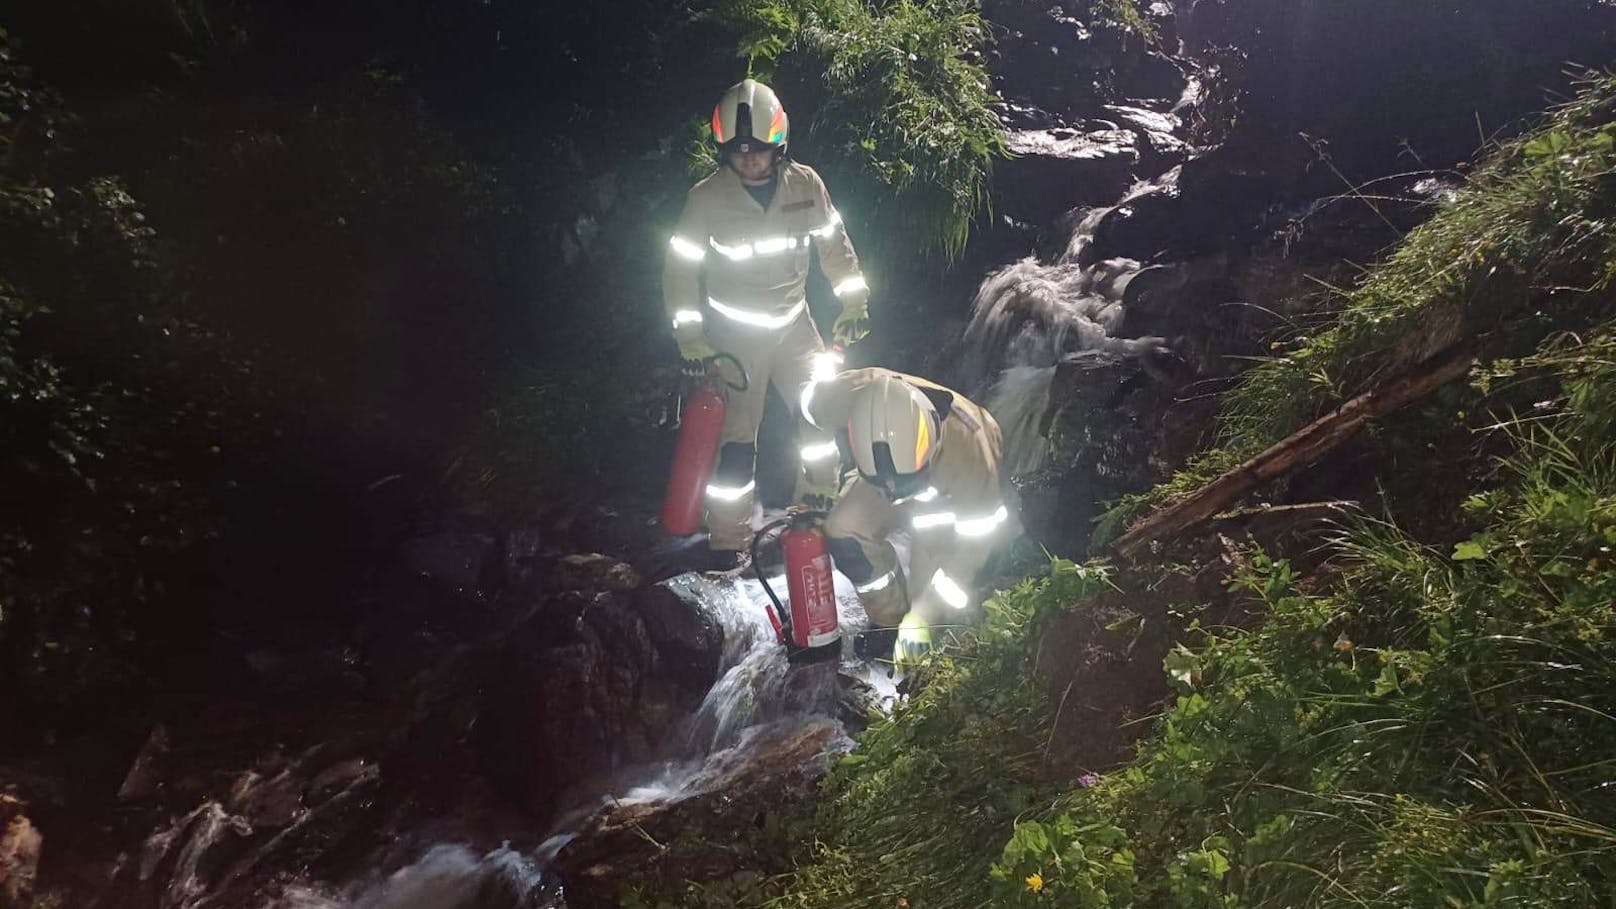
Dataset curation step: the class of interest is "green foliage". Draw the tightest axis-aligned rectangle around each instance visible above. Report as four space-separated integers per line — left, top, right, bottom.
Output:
721 76 1616 909
742 561 1112 908
1089 0 1158 41
1 31 279 698
1125 75 1616 521
707 0 1005 259
1016 353 1616 904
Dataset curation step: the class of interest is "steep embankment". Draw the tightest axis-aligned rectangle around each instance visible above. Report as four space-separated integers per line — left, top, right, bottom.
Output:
642 74 1616 909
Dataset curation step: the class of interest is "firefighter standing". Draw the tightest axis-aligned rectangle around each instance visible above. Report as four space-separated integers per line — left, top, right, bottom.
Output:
803 367 1015 662
662 79 870 571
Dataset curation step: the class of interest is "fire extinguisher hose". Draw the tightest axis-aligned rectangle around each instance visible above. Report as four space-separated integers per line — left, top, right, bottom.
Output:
705 352 750 392
750 510 830 648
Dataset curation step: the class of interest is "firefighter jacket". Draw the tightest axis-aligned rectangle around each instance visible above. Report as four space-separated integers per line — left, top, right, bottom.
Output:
662 161 866 336
805 367 1013 625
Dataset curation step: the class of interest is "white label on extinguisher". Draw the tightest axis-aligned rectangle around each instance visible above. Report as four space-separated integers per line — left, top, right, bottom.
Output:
801 553 840 647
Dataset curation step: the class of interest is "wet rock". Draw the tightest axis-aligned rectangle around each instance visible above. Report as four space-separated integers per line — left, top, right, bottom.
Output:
997 128 1140 225
1118 50 1186 102
552 718 850 908
990 99 1068 131
636 584 723 693
1104 103 1193 169
399 517 500 591
1182 0 1616 185
1082 153 1275 264
227 770 304 829
474 589 674 822
197 763 382 908
125 801 252 909
1019 349 1206 556
835 672 885 734
0 796 41 909
499 522 547 593
553 553 640 594
118 725 172 803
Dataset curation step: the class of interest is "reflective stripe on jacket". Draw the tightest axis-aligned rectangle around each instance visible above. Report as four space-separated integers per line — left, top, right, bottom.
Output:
662 162 864 331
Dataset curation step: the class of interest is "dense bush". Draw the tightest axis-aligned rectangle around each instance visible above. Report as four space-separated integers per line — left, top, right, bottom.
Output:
1 28 278 704
992 328 1616 905
1119 74 1616 522
708 0 1005 259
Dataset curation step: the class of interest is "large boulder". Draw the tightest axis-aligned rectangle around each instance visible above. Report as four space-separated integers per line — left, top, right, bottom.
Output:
551 717 850 909
634 584 723 693
1016 350 1206 556
1183 0 1616 186
474 556 721 824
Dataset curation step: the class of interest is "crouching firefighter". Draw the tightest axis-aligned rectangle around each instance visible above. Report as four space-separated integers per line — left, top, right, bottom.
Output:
803 368 1016 663
662 78 872 572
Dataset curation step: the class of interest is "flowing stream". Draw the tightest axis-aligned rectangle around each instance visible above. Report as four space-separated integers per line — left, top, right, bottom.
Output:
964 171 1177 475
292 113 1182 909
291 568 892 908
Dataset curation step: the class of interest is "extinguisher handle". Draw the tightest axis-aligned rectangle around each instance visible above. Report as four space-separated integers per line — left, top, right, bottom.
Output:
750 511 834 651
704 352 749 392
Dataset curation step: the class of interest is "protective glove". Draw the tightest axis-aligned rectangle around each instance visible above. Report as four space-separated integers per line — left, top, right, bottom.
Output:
831 285 870 348
894 612 933 666
675 329 718 378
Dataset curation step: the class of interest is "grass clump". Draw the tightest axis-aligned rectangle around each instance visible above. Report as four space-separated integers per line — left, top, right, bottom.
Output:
748 562 1111 909
1121 75 1616 520
990 321 1616 906
724 76 1616 909
708 0 1005 259
1090 0 1158 41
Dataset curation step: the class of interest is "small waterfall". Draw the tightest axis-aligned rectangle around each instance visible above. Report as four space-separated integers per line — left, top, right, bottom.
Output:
987 366 1058 477
336 564 894 908
964 172 1177 474
274 845 555 909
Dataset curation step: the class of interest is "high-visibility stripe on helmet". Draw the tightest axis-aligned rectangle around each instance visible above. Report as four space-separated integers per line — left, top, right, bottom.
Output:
810 351 843 384
914 408 931 469
707 297 806 329
767 105 787 144
801 382 821 427
671 309 704 329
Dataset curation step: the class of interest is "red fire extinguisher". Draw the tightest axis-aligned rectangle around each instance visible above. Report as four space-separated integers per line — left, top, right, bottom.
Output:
753 511 841 663
661 354 748 536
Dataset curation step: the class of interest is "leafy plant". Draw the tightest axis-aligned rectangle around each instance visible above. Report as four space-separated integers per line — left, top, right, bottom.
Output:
1121 74 1616 523
707 0 1006 259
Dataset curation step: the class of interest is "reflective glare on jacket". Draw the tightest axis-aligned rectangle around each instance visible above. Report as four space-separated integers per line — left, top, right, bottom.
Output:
663 161 864 331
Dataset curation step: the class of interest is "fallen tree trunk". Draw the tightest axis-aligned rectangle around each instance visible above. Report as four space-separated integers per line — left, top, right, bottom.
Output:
1110 346 1477 561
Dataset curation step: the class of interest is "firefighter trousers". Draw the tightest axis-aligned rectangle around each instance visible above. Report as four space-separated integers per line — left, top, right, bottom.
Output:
823 478 1001 630
704 312 839 551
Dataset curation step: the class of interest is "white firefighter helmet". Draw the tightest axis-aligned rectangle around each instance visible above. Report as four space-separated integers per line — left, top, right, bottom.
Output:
712 79 789 156
847 374 942 498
